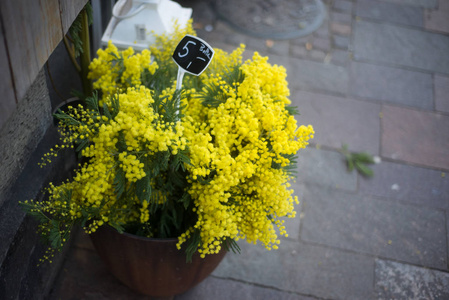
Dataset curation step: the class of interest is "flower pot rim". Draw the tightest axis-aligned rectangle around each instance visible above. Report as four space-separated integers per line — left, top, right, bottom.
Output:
52 97 83 114
99 225 179 243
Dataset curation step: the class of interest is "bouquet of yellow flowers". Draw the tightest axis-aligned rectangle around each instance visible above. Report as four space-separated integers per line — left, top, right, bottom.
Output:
21 23 313 262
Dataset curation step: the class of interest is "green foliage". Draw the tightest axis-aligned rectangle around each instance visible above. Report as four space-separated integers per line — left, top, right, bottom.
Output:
111 137 196 242
185 229 202 263
75 138 89 155
221 64 245 90
68 3 93 58
340 144 375 177
197 64 244 108
198 82 226 108
19 201 47 224
222 237 241 254
141 61 177 92
85 91 100 112
195 170 217 185
114 167 126 199
285 105 300 116
271 153 298 177
19 188 74 255
135 175 152 203
53 110 81 127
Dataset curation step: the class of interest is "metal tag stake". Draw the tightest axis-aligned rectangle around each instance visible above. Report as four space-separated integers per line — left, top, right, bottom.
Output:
176 68 186 91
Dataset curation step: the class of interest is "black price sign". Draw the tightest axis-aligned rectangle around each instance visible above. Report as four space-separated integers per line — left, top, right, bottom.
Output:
172 35 214 76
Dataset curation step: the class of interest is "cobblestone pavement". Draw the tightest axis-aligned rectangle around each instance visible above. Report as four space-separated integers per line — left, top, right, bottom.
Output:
49 0 449 299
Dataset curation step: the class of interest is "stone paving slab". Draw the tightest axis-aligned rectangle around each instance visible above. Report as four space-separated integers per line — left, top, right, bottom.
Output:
381 105 449 170
330 22 352 36
296 147 357 191
177 276 316 300
358 160 449 209
207 40 337 81
267 55 349 95
435 75 449 113
291 90 381 154
332 0 353 13
381 0 437 8
356 0 424 27
282 201 303 241
332 35 350 50
330 11 352 25
350 61 433 110
353 20 449 74
424 0 449 34
213 239 375 300
300 185 447 269
375 259 449 299
48 245 149 300
329 49 351 66
198 21 267 53
447 211 449 264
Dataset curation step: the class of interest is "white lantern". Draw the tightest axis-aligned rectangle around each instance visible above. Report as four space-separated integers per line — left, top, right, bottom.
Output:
101 0 192 51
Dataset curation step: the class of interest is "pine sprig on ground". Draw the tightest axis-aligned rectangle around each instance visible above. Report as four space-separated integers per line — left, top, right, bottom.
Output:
340 144 375 177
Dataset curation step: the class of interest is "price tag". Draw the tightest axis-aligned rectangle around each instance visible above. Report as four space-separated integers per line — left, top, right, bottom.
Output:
172 34 214 76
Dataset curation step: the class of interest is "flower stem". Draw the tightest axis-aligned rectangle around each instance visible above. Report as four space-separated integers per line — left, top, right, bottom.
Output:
79 7 93 97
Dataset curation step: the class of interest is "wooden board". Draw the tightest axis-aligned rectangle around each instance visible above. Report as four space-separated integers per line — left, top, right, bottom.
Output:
0 0 62 100
0 18 17 129
60 0 89 34
0 0 88 132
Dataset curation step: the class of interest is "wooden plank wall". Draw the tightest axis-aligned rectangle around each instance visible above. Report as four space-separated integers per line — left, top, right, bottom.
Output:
0 0 88 129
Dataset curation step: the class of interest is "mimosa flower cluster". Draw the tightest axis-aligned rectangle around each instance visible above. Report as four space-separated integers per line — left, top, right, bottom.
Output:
88 42 157 95
181 50 314 257
21 22 313 262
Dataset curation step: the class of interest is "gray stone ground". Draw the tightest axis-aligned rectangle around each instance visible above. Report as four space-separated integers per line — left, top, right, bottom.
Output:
49 0 449 299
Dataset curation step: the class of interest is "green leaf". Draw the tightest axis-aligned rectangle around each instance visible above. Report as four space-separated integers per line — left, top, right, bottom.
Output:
285 105 299 116
20 202 49 223
197 64 244 108
340 145 374 177
179 192 191 210
103 102 112 120
116 131 127 152
80 215 89 228
185 229 202 263
114 167 126 199
85 91 100 112
196 170 217 185
355 161 374 177
68 3 92 57
109 94 120 117
49 220 62 250
110 222 125 234
136 175 151 203
53 110 81 127
347 157 354 172
222 237 241 254
70 89 86 101
170 204 183 231
75 138 89 155
271 153 298 176
172 150 191 172
222 64 245 85
352 152 375 164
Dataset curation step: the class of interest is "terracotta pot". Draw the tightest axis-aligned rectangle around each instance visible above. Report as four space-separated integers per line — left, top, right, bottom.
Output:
90 226 226 297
